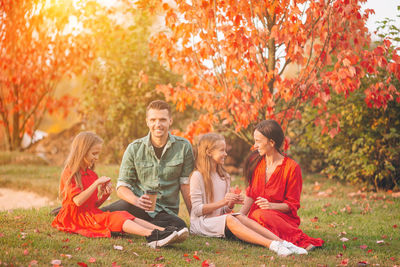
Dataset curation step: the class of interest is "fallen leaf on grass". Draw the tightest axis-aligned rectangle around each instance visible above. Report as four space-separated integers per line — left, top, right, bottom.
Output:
29 260 38 266
89 257 96 263
113 245 123 250
311 217 319 222
111 262 120 267
133 252 139 256
390 257 396 261
360 245 368 249
340 237 349 242
155 256 164 261
367 249 373 253
62 238 69 242
185 258 192 263
336 253 343 258
183 254 189 257
77 262 87 267
376 240 384 244
339 231 347 236
50 259 61 265
323 203 332 208
339 258 349 266
23 249 29 255
357 261 368 266
202 260 210 267
0 233 4 237
193 255 201 260
393 224 398 228
391 192 400 198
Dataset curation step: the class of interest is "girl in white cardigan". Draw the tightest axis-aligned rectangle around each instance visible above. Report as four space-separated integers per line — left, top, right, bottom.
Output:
189 133 308 257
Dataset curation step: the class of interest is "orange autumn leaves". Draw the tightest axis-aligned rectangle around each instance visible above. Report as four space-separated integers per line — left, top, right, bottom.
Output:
0 0 92 150
138 0 400 144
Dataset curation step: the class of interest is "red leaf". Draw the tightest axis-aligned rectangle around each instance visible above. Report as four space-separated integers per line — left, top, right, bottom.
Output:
89 257 96 263
390 257 396 261
193 255 201 260
77 262 87 267
342 244 347 250
367 249 373 253
185 258 192 263
359 245 367 249
23 249 29 255
202 260 210 267
233 185 242 194
339 258 349 266
62 238 70 242
111 262 121 267
183 254 189 257
336 253 343 258
393 224 398 228
155 256 164 261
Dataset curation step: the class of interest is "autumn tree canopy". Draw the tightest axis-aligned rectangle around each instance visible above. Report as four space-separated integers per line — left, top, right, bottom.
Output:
0 0 92 150
140 0 400 144
80 2 181 163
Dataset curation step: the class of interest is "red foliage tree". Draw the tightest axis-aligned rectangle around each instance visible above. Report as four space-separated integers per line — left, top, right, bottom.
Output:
139 0 400 144
0 0 92 150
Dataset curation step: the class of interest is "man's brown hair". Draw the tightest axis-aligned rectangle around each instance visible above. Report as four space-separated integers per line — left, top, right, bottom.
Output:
146 100 171 116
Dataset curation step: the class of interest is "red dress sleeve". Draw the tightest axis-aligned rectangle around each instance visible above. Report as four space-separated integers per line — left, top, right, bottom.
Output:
60 169 82 204
282 163 302 216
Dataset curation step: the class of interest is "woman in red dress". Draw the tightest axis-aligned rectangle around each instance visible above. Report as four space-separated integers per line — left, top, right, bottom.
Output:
240 120 324 250
51 132 180 248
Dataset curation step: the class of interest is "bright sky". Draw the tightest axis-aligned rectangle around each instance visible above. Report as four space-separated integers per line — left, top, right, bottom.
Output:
362 0 400 40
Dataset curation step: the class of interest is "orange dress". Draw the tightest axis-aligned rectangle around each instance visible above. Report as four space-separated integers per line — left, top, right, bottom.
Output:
52 168 135 237
246 157 324 248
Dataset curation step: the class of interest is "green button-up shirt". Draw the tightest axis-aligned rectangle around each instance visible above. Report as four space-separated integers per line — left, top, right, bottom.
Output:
117 132 194 217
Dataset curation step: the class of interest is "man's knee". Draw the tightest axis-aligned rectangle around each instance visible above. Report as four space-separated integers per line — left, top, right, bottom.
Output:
170 216 187 229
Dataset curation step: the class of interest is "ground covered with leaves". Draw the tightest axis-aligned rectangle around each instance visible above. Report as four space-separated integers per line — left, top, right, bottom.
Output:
0 164 399 266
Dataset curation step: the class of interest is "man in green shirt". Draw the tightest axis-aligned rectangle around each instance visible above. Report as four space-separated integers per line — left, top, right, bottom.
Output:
102 100 194 236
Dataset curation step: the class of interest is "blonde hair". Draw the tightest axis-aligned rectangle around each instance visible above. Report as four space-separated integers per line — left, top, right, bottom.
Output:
60 131 103 198
193 133 229 203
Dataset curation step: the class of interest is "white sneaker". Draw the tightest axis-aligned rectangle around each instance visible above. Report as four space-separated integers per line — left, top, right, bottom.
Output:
176 227 189 243
146 229 179 248
269 241 293 257
282 240 308 255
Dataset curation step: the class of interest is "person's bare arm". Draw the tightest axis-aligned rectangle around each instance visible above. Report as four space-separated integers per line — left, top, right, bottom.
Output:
117 186 152 210
180 183 192 214
239 196 254 215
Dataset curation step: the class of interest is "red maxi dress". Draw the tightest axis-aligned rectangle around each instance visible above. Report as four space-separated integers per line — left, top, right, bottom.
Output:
246 156 324 248
52 168 135 237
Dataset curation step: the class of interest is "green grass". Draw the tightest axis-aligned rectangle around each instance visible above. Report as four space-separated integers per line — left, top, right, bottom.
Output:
1 163 399 266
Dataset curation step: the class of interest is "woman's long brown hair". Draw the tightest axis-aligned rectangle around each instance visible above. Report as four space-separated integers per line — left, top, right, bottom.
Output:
243 120 284 185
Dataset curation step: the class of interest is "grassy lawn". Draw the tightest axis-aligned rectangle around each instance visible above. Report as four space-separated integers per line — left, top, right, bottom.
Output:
0 160 399 266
